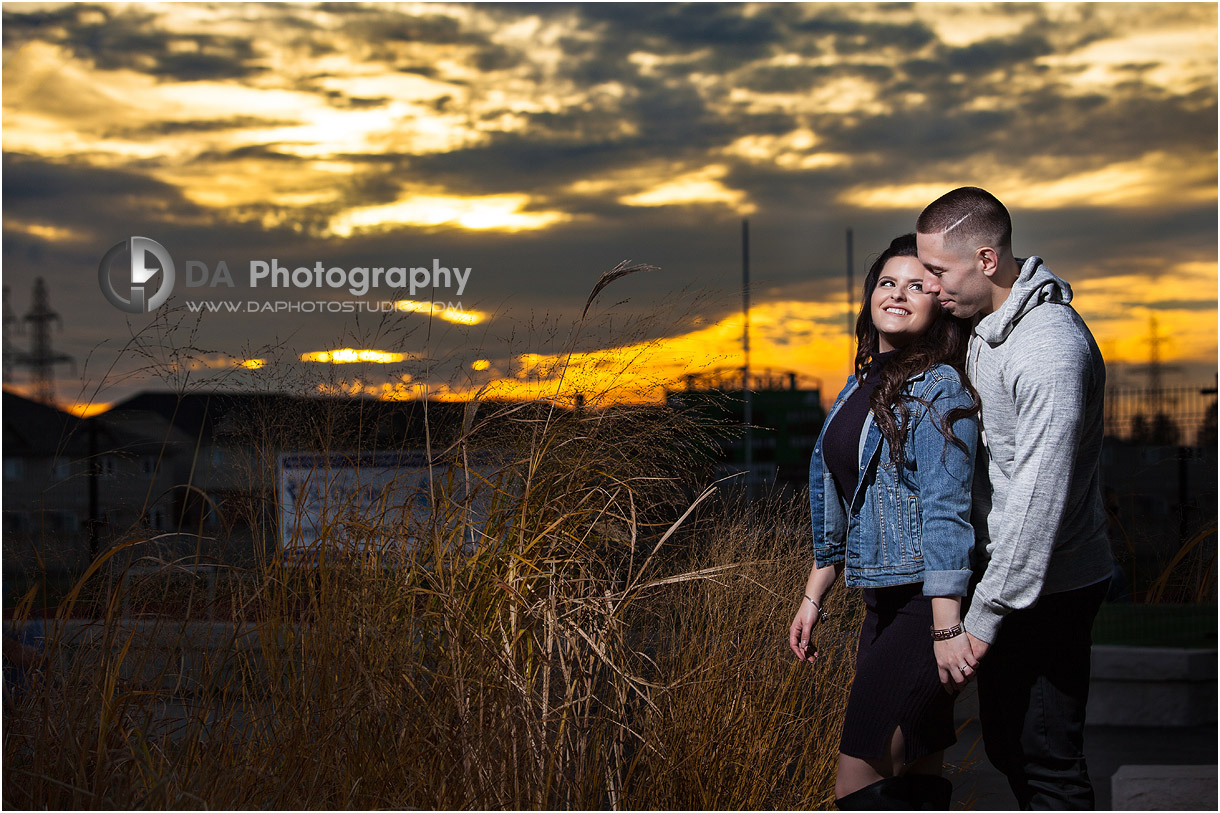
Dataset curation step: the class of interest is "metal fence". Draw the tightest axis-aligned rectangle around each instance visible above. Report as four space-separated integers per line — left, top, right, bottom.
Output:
1104 386 1217 447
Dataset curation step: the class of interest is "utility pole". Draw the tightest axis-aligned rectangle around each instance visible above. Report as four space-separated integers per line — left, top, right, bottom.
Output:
1144 314 1167 415
846 227 854 372
89 417 100 560
742 219 753 500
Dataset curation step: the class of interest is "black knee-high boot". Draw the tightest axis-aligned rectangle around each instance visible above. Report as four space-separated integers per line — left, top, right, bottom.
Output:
835 777 918 810
905 774 953 810
834 775 954 810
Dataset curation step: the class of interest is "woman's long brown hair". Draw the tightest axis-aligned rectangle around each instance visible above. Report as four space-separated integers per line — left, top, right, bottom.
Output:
853 233 980 469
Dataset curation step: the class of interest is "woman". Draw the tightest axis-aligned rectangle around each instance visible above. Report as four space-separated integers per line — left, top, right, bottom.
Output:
788 233 979 810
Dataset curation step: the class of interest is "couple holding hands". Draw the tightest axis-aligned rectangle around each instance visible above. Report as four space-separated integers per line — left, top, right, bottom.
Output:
790 187 1112 810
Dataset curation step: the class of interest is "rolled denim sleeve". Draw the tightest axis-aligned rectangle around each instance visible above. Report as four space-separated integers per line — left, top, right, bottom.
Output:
909 373 978 597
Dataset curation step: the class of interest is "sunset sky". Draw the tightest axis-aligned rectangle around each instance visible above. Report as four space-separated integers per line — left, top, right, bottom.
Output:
2 2 1216 412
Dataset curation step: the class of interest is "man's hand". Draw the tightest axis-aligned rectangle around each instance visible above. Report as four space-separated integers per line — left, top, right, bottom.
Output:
967 631 990 661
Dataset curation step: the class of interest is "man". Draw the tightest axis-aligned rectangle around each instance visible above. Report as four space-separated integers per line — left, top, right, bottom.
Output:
916 187 1113 810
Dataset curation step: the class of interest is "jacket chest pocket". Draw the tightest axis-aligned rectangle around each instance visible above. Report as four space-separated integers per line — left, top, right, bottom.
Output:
871 488 923 566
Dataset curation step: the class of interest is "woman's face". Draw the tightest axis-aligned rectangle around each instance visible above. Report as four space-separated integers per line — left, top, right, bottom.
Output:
870 255 939 352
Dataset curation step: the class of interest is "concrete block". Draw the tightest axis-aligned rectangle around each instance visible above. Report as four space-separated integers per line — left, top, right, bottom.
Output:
1112 764 1218 810
1089 646 1218 726
1093 646 1217 682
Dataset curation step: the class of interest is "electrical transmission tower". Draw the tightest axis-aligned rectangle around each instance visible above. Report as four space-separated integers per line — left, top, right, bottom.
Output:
2 285 18 384
1139 315 1180 415
12 278 74 405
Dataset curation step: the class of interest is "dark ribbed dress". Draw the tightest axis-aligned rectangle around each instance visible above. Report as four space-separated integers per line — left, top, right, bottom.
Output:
824 353 956 763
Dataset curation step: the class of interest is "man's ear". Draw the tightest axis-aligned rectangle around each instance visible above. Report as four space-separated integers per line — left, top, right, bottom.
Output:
977 246 1000 277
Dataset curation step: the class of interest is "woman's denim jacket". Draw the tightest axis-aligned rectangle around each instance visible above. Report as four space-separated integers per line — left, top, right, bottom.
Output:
810 363 978 596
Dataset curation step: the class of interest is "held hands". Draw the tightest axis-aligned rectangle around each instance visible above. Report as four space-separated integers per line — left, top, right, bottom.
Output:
934 630 990 693
966 631 990 660
788 598 821 663
933 633 978 693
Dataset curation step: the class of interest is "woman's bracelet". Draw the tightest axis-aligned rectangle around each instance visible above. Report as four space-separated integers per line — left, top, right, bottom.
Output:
930 623 964 641
804 594 829 623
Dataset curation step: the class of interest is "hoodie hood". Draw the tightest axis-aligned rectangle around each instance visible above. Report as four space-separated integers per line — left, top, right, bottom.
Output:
975 256 1073 346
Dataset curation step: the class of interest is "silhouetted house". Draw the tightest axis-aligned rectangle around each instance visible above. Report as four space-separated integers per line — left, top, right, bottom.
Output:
4 390 90 572
2 389 200 575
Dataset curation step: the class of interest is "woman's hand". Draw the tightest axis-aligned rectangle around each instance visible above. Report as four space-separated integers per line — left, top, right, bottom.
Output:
790 561 840 663
788 599 821 663
933 634 978 693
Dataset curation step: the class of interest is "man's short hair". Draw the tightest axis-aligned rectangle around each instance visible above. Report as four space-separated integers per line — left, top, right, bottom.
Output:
917 187 1012 252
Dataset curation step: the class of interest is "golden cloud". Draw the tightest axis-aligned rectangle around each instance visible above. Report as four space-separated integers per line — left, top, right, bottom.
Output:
329 192 570 236
840 152 1216 211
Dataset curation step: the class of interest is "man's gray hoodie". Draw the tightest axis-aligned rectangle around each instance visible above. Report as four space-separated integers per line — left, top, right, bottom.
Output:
964 256 1113 644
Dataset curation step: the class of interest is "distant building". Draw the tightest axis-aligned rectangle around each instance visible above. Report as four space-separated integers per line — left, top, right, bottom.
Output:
3 390 485 580
3 389 195 576
665 368 825 495
4 391 90 573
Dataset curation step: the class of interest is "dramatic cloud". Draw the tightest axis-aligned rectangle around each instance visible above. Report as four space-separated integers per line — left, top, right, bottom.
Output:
2 1 1215 410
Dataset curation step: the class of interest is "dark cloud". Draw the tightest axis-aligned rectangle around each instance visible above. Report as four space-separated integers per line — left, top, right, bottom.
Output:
738 62 895 93
799 56 1214 176
402 138 635 195
2 3 105 44
4 3 264 82
579 3 783 50
102 116 302 140
812 106 1012 162
941 31 1056 73
144 48 263 82
192 144 312 163
392 100 796 200
335 6 499 70
1 153 314 261
322 92 391 110
474 43 524 73
550 4 790 82
1021 206 1219 285
1126 300 1218 312
348 12 467 45
967 84 1217 167
399 65 439 79
3 151 174 203
791 11 938 53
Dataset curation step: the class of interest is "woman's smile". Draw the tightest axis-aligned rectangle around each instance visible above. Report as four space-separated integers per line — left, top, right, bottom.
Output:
871 255 938 351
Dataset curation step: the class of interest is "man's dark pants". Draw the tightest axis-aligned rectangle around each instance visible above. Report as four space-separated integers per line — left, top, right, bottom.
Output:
976 579 1109 810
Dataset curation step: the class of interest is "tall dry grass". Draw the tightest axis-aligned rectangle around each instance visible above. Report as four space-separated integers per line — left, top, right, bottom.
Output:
5 408 859 809
4 268 860 809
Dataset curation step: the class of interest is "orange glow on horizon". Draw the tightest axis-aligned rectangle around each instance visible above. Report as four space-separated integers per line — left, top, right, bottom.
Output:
301 349 408 364
165 355 267 372
7 277 1213 412
353 283 1217 406
65 401 113 417
335 299 859 406
394 300 488 325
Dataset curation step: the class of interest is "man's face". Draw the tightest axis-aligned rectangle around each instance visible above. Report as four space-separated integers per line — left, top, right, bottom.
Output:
916 231 992 319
